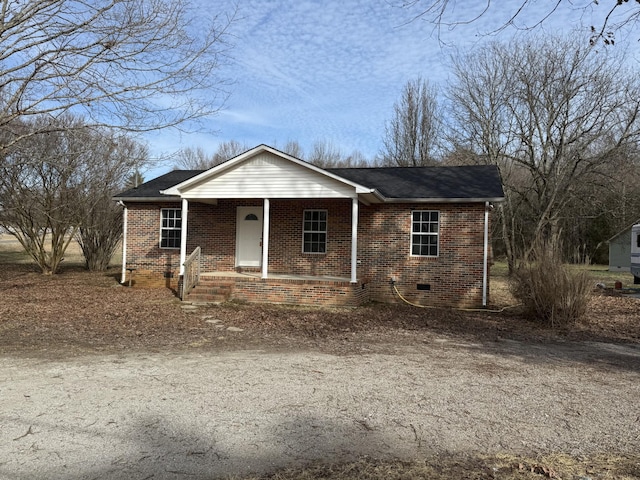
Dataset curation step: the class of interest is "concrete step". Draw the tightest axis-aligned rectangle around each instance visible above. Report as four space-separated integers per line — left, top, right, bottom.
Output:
186 293 228 304
190 286 232 295
186 280 234 304
197 279 235 286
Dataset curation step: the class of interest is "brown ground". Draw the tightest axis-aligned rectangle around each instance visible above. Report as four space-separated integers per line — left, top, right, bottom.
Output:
1 263 639 358
1 262 640 480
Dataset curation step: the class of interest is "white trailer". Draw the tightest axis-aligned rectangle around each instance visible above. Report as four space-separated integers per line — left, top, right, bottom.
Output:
631 224 640 283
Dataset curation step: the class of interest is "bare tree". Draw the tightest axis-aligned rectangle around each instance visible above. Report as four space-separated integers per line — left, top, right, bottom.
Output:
380 78 441 166
342 150 371 168
0 115 146 274
212 140 248 164
176 140 248 169
176 140 370 170
177 146 216 170
0 0 235 153
303 140 370 168
447 36 640 271
76 134 148 271
399 0 640 45
280 140 305 159
307 140 344 168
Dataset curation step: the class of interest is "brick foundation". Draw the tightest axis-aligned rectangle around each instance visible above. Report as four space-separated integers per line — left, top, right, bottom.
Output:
192 274 369 307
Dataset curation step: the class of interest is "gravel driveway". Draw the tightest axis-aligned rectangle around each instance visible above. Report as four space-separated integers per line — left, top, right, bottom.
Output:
1 336 639 480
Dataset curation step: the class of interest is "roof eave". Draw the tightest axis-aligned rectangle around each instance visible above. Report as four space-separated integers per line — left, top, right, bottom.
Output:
379 196 505 203
112 196 181 203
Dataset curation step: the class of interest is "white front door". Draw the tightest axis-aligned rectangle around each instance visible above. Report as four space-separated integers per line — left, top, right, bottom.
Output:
236 207 263 267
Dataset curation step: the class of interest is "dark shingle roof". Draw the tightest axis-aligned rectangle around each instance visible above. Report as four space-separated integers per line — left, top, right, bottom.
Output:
113 164 504 202
327 165 504 200
114 170 203 199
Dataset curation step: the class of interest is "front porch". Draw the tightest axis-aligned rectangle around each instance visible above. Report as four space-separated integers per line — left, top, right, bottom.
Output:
184 271 369 307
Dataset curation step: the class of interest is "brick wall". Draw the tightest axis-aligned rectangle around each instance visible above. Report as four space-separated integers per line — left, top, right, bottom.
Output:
268 199 352 277
124 199 491 307
187 199 261 272
218 276 369 307
358 202 488 308
125 202 182 290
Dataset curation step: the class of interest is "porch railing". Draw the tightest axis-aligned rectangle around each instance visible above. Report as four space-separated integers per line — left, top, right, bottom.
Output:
181 246 201 300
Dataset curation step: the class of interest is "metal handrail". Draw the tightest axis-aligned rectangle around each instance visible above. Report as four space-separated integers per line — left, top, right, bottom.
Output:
181 246 201 300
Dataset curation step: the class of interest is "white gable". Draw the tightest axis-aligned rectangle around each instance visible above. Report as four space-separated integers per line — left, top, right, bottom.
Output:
165 148 368 199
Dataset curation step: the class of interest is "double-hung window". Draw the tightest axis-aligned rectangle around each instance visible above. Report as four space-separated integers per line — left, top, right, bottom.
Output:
411 210 439 257
160 208 181 249
303 209 327 253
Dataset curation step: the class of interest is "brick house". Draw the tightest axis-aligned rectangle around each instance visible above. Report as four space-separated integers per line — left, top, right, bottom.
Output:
113 144 504 307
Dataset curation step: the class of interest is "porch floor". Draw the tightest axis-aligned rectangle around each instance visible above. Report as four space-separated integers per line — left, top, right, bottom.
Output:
200 271 354 283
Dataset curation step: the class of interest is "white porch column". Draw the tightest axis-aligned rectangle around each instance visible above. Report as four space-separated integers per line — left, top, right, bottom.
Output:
120 203 128 284
261 198 270 279
482 201 490 307
179 198 189 275
351 197 358 283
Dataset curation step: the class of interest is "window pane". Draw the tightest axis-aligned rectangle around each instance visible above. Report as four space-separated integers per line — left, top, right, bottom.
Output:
411 210 439 257
303 210 327 253
160 209 182 249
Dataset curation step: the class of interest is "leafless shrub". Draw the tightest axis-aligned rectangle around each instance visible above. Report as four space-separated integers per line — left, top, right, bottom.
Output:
510 240 592 327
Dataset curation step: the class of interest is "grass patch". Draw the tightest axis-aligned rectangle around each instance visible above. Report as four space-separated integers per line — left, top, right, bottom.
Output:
492 260 635 288
0 233 122 268
571 263 635 288
0 249 30 264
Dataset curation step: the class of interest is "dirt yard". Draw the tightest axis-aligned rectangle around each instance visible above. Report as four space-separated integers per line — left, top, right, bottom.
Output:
1 260 640 479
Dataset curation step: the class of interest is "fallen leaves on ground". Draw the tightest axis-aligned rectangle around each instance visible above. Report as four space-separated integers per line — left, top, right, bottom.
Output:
1 264 639 357
235 453 640 480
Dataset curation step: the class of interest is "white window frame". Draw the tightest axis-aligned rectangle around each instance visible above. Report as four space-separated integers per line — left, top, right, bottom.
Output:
160 208 182 249
302 209 328 254
411 210 439 257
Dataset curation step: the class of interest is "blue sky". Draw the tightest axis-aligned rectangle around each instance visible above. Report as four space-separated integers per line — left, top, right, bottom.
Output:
145 0 633 177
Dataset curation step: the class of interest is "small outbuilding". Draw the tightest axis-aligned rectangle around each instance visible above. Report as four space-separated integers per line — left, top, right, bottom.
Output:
608 220 640 272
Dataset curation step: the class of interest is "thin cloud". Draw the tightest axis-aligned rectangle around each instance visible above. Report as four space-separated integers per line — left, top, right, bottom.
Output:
147 0 632 175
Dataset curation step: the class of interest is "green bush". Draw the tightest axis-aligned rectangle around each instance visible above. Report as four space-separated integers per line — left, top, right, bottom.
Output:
511 241 592 327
